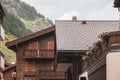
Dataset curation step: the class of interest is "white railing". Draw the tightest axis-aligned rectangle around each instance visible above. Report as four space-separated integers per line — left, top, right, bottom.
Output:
12 72 16 78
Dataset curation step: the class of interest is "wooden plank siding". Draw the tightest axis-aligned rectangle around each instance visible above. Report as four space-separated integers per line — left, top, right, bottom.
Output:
28 41 39 49
39 71 65 80
88 65 106 80
2 65 16 80
11 30 66 80
25 61 35 71
23 49 54 59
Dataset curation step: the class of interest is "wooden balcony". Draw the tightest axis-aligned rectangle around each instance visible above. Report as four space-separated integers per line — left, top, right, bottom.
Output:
109 34 120 46
39 71 65 80
23 49 54 59
82 31 120 71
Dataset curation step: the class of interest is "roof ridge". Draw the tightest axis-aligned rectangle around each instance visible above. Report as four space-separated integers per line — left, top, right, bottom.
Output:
55 20 119 22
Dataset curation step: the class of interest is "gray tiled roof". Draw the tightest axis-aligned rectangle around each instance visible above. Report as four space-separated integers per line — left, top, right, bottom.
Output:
55 20 119 51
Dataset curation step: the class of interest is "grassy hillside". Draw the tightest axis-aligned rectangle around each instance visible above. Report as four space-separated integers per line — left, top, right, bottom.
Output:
0 0 53 63
3 8 31 38
2 0 53 33
0 33 16 63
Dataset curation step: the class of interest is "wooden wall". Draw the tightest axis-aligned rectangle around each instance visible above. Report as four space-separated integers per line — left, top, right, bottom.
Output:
88 65 106 80
3 68 16 80
16 32 55 80
66 56 82 80
88 56 106 80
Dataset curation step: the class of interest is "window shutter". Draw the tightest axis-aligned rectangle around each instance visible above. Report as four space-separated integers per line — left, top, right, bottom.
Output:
48 41 54 50
28 41 38 49
25 61 35 71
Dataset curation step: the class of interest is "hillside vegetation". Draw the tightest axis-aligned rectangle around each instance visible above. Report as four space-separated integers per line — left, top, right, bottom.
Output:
0 0 53 63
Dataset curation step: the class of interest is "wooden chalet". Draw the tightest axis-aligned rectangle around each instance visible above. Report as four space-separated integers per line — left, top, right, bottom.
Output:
6 26 66 80
55 17 119 80
1 64 16 80
81 31 120 80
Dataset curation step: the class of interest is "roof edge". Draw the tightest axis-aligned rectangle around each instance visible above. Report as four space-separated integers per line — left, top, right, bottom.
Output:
6 25 55 48
55 20 119 22
58 50 88 53
2 64 16 73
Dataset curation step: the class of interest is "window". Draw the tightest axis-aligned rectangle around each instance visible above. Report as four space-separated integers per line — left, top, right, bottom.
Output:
25 61 35 71
80 77 86 80
13 78 16 80
48 41 54 50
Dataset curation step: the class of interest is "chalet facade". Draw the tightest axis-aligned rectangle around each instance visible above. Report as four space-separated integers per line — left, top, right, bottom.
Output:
6 26 66 80
55 18 119 80
1 64 16 80
81 31 120 80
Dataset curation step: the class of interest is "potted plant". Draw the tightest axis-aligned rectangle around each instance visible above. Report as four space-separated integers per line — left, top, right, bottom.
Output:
99 33 109 41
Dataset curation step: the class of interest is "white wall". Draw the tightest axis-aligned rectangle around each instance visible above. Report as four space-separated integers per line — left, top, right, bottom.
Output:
79 71 88 80
1 55 5 69
0 24 5 40
106 52 120 80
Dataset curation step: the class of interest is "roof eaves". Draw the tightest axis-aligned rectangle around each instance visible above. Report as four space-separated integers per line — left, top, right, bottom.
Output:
6 26 55 48
2 64 16 73
58 50 87 54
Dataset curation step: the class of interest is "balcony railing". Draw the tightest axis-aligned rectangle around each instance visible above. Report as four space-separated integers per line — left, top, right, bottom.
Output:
39 71 65 80
12 72 16 78
23 49 54 59
82 32 120 71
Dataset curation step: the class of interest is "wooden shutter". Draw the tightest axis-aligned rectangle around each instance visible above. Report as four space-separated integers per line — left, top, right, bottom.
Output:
28 41 38 49
48 41 54 49
25 61 35 71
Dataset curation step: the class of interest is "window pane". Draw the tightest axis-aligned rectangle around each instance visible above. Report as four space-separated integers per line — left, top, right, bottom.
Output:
80 77 86 80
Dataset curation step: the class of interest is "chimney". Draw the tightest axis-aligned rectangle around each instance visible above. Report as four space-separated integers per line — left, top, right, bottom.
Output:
72 16 77 21
82 20 87 24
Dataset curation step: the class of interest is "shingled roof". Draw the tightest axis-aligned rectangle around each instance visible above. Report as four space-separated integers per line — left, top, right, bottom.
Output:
55 20 119 51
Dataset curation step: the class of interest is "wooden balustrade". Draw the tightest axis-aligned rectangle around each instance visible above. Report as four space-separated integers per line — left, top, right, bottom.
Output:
23 49 54 59
39 71 65 79
109 35 120 45
12 72 16 78
82 34 120 71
